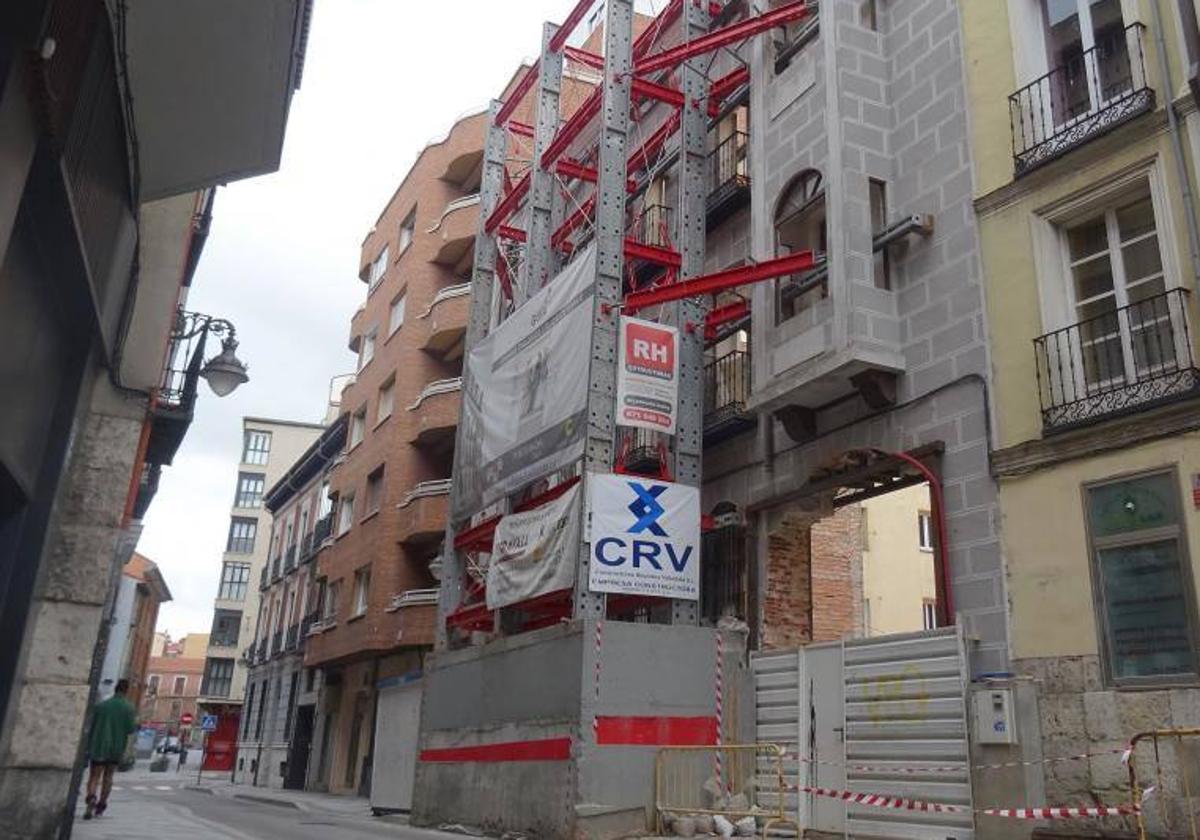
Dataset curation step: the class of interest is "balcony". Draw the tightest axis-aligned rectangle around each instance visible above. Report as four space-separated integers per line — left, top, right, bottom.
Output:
284 543 297 573
1034 288 1199 432
272 630 283 656
429 194 480 271
396 479 452 546
299 531 314 563
1010 23 1152 176
259 565 269 591
386 588 439 647
301 610 320 637
286 624 299 652
313 512 334 547
407 378 462 447
271 555 282 581
418 283 470 359
617 426 668 477
707 131 749 229
704 349 755 445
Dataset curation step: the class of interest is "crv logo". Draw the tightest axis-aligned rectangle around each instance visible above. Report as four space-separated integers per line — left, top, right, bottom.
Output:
594 536 693 572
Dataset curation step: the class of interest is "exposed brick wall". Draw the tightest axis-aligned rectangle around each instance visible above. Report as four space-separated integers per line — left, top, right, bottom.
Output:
762 505 864 650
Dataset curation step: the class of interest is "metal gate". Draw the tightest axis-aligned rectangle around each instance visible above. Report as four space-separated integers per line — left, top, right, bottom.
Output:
753 627 973 839
369 673 423 813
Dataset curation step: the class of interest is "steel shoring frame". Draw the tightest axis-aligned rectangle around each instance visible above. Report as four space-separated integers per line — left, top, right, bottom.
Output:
436 100 507 646
635 1 809 75
623 252 819 313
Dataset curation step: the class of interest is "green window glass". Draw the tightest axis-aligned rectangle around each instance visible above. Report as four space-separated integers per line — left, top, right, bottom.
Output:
1087 470 1198 684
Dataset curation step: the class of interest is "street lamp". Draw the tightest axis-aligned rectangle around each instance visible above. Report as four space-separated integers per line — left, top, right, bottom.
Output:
168 311 249 399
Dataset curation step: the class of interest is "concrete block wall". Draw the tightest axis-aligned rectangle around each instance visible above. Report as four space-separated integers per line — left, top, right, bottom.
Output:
234 653 307 789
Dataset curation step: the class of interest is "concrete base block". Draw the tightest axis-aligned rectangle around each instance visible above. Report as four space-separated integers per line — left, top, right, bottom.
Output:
0 767 72 840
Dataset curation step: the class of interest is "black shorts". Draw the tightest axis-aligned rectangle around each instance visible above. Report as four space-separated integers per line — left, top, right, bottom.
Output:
89 759 118 769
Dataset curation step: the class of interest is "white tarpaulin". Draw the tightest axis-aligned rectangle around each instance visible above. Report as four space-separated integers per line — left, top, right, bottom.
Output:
616 316 679 434
587 473 700 600
486 483 581 609
453 246 596 517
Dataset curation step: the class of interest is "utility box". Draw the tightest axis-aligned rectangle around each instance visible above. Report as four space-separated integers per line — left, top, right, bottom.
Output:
972 686 1017 745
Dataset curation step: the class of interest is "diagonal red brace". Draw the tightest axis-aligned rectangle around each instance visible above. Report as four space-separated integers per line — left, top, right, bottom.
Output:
549 0 596 52
563 46 605 70
496 65 539 128
636 1 808 75
485 171 530 234
704 299 749 341
624 251 816 313
508 121 535 139
552 194 596 251
541 88 603 169
497 225 527 243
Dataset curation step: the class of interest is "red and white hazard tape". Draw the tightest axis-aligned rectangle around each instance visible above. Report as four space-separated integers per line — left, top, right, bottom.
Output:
592 620 604 737
784 746 1127 775
797 786 1141 820
714 632 725 790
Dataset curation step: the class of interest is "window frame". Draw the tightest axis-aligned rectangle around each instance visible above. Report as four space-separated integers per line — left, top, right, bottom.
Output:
218 562 251 601
234 472 266 509
172 675 187 695
226 517 258 554
358 327 378 371
922 598 937 630
1083 466 1200 688
337 492 356 536
917 511 934 553
242 430 272 465
349 407 367 449
376 376 395 425
388 292 407 336
398 207 417 254
364 465 385 517
352 567 371 617
367 245 390 291
203 658 235 698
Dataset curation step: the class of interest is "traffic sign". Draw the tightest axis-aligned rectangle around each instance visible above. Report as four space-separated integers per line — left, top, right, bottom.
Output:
200 714 218 732
180 712 194 725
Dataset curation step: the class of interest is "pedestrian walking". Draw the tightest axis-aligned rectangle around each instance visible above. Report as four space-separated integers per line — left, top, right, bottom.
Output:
82 679 138 820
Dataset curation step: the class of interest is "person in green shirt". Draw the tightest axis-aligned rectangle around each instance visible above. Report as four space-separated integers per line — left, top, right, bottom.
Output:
82 679 138 820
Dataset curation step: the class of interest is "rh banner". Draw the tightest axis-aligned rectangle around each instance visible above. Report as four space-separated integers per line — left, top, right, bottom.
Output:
486 483 581 610
453 246 596 518
616 316 679 434
587 473 700 600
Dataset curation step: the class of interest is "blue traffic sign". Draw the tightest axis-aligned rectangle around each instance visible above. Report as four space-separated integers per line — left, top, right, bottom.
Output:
200 714 218 732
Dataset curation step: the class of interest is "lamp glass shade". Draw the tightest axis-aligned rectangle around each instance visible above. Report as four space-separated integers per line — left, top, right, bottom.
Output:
201 339 249 397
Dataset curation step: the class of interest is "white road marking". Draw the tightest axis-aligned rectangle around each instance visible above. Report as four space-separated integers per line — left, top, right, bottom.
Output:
132 785 148 791
110 786 123 791
154 785 172 790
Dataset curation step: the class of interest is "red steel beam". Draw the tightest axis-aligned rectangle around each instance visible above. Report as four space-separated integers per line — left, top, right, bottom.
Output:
563 46 605 70
495 65 539 127
549 0 596 52
632 77 685 107
508 120 535 139
551 193 596 251
556 158 637 192
540 87 603 168
625 239 682 269
633 0 683 60
624 251 816 312
704 299 749 341
485 171 530 233
498 225 527 243
635 1 808 75
709 64 750 103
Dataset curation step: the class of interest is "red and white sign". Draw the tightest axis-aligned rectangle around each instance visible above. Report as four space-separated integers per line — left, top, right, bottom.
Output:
179 712 194 725
617 317 679 434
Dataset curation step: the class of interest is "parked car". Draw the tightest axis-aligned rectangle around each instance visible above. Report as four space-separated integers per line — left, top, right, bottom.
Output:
157 736 181 754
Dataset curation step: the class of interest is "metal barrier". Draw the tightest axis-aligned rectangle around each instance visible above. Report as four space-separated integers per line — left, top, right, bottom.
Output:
655 743 799 836
1127 728 1200 840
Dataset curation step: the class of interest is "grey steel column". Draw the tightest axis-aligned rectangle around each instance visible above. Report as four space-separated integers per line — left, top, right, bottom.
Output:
668 0 710 626
572 0 634 620
516 23 564 306
436 100 506 647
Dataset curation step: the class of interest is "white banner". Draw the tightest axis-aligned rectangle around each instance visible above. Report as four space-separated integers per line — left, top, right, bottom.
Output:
587 473 700 600
486 484 581 610
454 247 596 517
616 317 679 434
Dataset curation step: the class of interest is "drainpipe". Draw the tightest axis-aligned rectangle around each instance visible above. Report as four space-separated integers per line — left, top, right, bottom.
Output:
1152 0 1200 283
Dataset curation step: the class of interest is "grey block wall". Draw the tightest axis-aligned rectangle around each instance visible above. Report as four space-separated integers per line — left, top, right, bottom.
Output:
235 652 306 789
704 0 1005 672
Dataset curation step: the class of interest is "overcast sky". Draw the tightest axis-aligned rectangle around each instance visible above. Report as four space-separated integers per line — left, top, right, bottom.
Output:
139 0 635 638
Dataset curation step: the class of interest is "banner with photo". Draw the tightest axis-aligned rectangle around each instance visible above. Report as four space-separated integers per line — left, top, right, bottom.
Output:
485 483 581 610
453 247 596 518
616 316 679 434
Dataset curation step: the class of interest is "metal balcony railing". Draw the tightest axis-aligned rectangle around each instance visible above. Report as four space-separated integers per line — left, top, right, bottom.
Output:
313 512 334 546
285 624 299 651
299 532 314 562
271 555 282 581
704 349 752 429
272 630 283 655
398 479 453 508
632 204 673 249
284 543 297 573
708 131 749 199
259 565 269 591
301 611 320 637
1034 288 1199 432
407 377 463 410
387 588 440 612
1010 23 1152 176
419 282 472 318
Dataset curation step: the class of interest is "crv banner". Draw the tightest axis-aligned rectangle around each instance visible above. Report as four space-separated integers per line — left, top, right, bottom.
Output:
587 473 700 600
616 316 679 434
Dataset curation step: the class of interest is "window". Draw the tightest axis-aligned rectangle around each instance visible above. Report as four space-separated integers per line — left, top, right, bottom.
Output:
377 377 395 424
324 579 341 621
284 672 299 739
337 492 356 536
389 293 406 335
242 430 272 465
1062 193 1171 390
243 683 256 738
218 562 251 601
772 0 820 72
869 178 890 290
210 608 242 646
255 679 269 738
1041 0 1129 124
235 472 266 508
858 0 878 30
922 599 937 630
352 567 371 617
775 170 826 321
358 328 377 370
367 245 389 290
349 408 366 448
918 511 934 552
202 658 234 698
398 207 416 253
318 481 333 518
365 466 384 516
173 676 186 695
1086 469 1198 685
147 675 160 696
226 517 257 553
170 700 183 720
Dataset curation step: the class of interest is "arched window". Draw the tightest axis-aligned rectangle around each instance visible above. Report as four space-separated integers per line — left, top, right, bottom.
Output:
774 170 827 321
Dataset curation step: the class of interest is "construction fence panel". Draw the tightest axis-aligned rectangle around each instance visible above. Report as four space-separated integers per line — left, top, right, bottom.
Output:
1127 728 1200 840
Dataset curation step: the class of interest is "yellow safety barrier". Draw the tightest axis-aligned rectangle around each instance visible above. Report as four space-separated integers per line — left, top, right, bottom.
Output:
1127 728 1200 840
654 743 799 837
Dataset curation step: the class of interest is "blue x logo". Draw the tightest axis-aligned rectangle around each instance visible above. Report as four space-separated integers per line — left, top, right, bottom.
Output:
627 482 668 536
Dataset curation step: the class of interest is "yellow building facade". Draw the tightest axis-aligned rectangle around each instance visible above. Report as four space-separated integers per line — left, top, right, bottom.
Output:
962 0 1200 826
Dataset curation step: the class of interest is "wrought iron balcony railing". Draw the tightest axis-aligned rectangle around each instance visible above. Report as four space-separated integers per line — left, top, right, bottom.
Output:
708 131 749 201
299 532 314 562
284 543 297 572
703 349 755 444
1034 288 1199 432
301 611 320 637
313 512 334 547
271 555 282 581
285 624 299 651
632 204 673 249
259 565 269 591
272 630 283 655
1010 23 1152 176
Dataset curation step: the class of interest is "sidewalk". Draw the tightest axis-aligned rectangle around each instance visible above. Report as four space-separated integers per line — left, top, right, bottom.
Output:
185 776 403 821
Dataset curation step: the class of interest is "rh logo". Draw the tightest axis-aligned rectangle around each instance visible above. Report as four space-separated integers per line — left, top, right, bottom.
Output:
626 482 667 536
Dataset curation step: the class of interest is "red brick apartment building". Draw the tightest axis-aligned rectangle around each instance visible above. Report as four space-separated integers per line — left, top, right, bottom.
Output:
303 63 601 795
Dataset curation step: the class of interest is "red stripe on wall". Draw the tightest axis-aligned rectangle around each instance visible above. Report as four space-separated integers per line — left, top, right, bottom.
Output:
594 716 719 746
419 737 572 763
